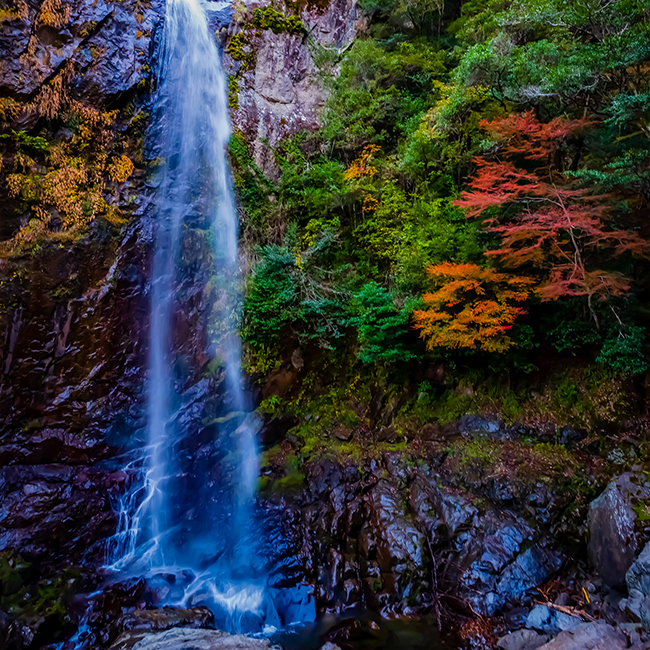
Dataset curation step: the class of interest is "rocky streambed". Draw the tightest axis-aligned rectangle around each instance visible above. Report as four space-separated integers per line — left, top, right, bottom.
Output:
1 413 649 650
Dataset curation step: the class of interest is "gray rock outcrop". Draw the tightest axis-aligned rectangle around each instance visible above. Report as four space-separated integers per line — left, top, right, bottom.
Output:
109 628 278 650
225 0 365 176
279 454 565 617
535 621 628 650
587 473 650 588
497 629 549 650
620 541 650 630
525 605 582 635
628 541 650 598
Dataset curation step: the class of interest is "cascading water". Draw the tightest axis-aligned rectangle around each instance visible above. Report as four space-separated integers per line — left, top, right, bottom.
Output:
108 0 280 632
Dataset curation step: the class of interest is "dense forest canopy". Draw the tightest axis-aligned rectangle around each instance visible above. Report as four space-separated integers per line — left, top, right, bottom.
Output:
231 0 649 429
1 0 648 430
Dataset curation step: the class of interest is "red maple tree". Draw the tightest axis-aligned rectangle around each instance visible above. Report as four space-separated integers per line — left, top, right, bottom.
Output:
454 111 647 328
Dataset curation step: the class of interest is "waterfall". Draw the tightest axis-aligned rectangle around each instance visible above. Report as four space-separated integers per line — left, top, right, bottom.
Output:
108 0 273 632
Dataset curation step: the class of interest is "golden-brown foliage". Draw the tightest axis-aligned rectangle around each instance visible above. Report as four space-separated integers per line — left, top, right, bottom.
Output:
343 144 380 181
413 262 534 353
39 0 69 27
107 155 135 183
3 95 133 237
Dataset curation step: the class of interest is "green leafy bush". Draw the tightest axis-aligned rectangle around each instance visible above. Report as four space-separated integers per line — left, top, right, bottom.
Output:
349 282 415 364
597 326 648 376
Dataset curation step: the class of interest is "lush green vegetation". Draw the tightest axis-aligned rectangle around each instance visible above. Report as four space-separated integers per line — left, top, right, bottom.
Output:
234 0 649 427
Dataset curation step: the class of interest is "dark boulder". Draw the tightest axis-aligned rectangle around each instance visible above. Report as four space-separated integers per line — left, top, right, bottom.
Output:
115 607 215 636
587 473 650 588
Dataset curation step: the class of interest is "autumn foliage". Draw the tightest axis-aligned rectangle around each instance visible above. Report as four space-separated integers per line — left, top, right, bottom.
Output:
344 144 380 181
455 112 647 326
413 262 534 353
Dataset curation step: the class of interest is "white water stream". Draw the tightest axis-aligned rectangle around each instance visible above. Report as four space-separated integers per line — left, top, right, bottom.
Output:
108 0 269 631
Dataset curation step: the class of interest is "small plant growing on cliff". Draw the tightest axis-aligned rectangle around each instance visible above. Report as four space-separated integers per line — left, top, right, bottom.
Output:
252 7 305 35
108 155 135 183
227 32 256 70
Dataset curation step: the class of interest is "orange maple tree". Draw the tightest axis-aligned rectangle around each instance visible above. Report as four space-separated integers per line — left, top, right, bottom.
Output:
413 262 534 353
454 111 647 328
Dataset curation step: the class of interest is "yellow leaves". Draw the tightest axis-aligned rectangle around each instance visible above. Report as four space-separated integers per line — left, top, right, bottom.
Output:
431 79 453 97
0 8 21 22
413 262 534 353
362 194 379 213
0 97 21 124
39 0 69 27
67 103 117 144
13 218 47 245
8 146 131 232
344 146 382 221
13 152 33 172
43 166 87 226
6 174 24 198
1 59 138 250
34 61 73 120
108 155 134 182
343 144 380 181
103 205 128 226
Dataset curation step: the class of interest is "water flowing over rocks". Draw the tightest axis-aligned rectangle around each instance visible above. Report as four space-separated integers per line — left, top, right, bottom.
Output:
1 1 650 649
114 608 216 637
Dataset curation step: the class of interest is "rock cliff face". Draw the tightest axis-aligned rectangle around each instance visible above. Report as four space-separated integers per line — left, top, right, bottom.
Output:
0 0 363 574
0 0 165 577
223 0 363 176
0 0 363 439
0 0 163 438
265 450 569 620
0 0 162 101
0 0 366 637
